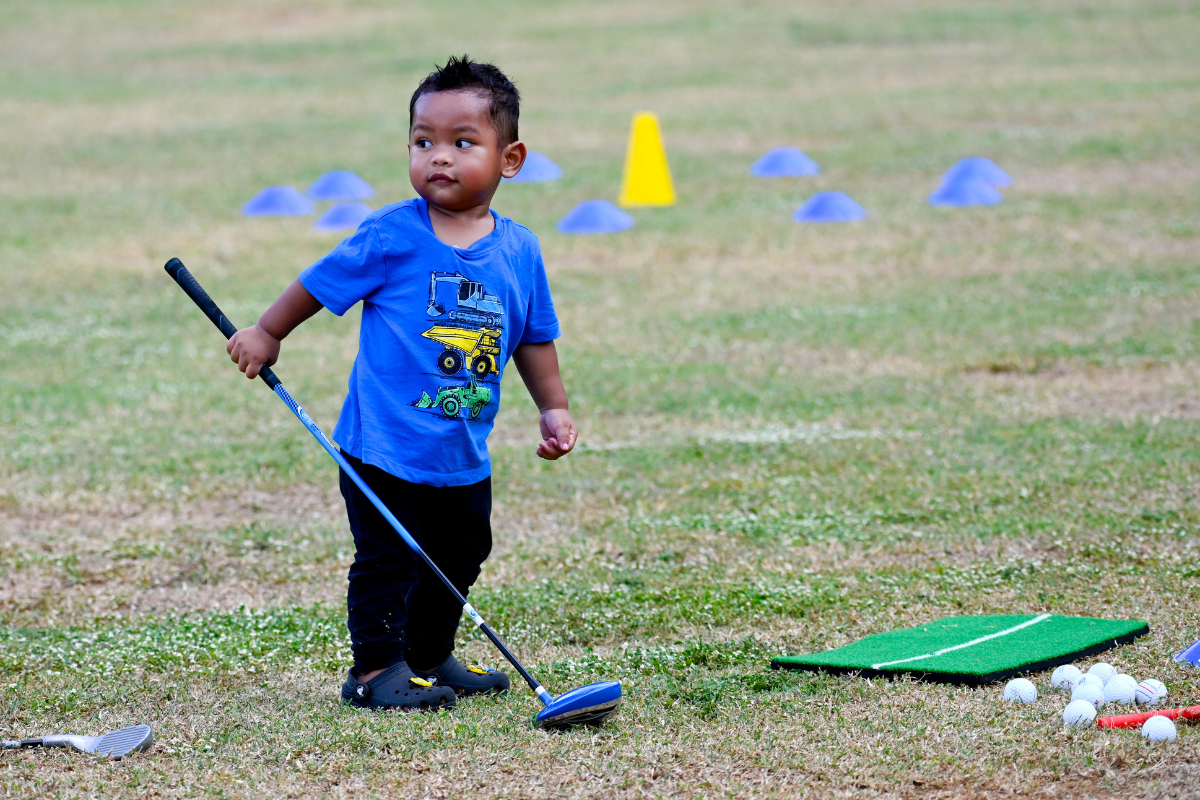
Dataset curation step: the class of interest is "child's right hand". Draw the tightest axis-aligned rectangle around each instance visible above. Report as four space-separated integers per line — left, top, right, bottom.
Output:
226 324 281 379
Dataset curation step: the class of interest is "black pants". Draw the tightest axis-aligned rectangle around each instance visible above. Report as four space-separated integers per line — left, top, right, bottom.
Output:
339 452 492 673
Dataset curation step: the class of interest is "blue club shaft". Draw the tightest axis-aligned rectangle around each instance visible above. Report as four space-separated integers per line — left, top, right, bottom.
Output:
269 381 551 706
163 258 553 708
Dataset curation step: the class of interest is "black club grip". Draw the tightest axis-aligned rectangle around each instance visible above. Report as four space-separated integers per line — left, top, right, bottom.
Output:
164 257 280 388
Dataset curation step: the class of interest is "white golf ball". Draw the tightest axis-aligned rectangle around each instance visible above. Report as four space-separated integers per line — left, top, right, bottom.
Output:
1051 664 1083 690
1072 681 1106 708
1075 673 1104 691
1063 699 1098 727
1103 674 1138 705
1136 679 1167 706
1003 678 1037 703
1087 662 1117 685
1141 715 1177 742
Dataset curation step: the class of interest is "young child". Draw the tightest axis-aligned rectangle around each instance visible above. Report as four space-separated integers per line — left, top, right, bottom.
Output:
225 56 576 711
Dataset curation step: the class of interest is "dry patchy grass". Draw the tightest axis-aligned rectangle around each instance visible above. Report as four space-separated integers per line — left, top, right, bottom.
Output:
5 0 1200 796
965 361 1200 421
2 656 1200 799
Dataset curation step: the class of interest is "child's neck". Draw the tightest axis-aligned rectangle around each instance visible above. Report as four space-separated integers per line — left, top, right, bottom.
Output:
427 201 495 249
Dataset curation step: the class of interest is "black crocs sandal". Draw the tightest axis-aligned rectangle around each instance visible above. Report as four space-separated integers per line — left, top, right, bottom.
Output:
411 655 511 697
340 662 457 712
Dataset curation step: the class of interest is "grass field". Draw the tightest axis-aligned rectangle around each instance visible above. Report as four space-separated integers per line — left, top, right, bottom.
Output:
2 0 1200 796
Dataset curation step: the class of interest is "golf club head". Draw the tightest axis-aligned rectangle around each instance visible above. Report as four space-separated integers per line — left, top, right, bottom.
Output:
43 725 154 759
534 681 622 731
93 724 154 758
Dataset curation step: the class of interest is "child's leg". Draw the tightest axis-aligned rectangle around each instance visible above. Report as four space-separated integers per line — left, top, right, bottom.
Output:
339 453 424 674
402 476 492 670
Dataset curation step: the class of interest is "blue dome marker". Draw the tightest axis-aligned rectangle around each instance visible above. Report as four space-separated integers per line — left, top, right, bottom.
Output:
793 191 866 223
941 157 1010 188
314 202 372 231
557 200 634 234
307 171 375 200
751 147 820 177
503 152 562 183
1175 637 1200 667
243 186 313 216
929 177 1002 207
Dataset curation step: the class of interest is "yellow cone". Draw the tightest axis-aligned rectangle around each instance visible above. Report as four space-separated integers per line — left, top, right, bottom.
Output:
618 112 675 207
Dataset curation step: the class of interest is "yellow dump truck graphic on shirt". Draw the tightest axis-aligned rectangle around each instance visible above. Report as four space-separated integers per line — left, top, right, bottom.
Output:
421 324 502 378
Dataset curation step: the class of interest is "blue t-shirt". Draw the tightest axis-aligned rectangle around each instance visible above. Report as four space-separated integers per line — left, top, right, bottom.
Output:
299 197 560 486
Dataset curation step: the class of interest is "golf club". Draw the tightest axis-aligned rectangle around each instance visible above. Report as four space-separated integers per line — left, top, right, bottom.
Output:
164 257 622 730
2 724 153 759
1097 703 1200 729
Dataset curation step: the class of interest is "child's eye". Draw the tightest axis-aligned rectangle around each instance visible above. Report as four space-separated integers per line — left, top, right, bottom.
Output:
456 139 473 149
415 138 432 148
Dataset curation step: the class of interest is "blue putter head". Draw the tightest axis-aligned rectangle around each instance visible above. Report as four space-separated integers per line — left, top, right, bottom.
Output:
534 681 622 730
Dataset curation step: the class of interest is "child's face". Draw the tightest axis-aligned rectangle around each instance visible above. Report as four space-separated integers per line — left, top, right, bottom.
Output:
408 90 525 212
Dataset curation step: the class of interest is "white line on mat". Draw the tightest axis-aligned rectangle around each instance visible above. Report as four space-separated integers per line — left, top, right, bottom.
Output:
870 613 1053 670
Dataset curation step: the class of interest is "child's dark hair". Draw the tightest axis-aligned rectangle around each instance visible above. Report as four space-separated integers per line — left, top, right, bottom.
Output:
410 55 520 146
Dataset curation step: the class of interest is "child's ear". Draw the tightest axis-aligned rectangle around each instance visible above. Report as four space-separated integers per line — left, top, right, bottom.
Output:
500 141 527 179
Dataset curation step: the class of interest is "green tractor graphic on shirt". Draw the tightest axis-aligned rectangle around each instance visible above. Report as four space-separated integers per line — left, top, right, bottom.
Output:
414 374 492 420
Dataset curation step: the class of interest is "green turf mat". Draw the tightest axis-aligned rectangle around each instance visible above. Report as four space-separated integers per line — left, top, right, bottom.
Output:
772 614 1149 685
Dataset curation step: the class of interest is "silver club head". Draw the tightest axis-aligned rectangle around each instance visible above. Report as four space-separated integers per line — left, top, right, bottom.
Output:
42 725 154 759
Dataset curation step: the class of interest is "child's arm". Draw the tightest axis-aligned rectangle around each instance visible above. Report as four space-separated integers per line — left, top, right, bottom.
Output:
227 279 324 379
512 341 577 460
